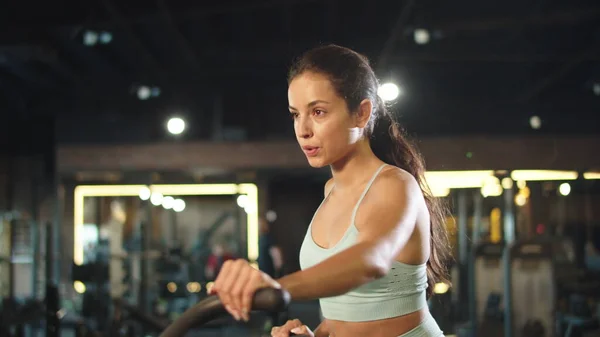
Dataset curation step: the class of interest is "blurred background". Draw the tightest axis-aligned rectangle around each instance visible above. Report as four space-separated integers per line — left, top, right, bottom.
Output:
0 0 599 336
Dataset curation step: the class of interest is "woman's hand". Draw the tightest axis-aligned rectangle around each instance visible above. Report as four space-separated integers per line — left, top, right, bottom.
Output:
271 319 314 337
209 259 280 321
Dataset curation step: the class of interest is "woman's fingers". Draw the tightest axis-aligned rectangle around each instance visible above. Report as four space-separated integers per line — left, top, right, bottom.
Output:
231 260 253 321
271 319 310 337
213 260 239 319
290 325 312 336
212 259 281 322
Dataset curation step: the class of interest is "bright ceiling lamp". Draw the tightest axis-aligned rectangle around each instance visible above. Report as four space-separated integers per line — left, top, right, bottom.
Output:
378 82 401 102
166 117 186 135
558 183 571 196
73 183 258 266
510 170 578 182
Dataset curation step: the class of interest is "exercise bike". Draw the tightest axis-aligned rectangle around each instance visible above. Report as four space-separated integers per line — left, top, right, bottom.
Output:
159 288 310 337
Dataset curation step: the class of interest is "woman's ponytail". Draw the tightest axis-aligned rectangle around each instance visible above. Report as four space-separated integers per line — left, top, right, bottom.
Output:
370 97 451 299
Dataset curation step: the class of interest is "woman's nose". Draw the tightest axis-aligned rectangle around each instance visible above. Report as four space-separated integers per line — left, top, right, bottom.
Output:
296 117 313 139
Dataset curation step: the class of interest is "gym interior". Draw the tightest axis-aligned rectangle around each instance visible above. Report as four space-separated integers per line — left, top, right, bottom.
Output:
1 1 599 336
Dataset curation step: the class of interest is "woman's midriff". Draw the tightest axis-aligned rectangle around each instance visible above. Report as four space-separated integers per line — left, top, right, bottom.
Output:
326 308 428 337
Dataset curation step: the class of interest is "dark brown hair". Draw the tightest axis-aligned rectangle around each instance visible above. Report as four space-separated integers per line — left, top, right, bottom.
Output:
288 44 451 298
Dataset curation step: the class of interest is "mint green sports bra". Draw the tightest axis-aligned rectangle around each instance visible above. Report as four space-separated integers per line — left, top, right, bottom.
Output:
299 164 428 322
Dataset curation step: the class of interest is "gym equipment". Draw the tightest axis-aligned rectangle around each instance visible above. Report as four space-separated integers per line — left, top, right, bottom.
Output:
6 217 39 299
160 288 310 337
520 319 545 337
0 297 47 337
45 284 60 337
0 284 65 337
0 214 58 337
0 217 11 300
470 242 505 336
554 270 600 337
109 298 169 336
556 294 599 337
509 240 560 337
188 211 234 281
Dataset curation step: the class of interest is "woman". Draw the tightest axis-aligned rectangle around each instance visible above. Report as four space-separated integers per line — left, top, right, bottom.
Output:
209 44 450 337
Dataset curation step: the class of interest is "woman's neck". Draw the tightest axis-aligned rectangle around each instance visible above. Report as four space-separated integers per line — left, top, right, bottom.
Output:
329 140 384 190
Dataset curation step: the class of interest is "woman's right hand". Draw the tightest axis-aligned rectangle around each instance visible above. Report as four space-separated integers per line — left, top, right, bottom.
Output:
271 319 314 337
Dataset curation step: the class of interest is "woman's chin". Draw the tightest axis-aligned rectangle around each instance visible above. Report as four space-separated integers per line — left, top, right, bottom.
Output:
307 157 328 168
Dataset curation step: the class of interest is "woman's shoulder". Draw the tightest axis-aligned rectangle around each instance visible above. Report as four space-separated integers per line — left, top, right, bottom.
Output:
368 165 423 206
353 165 425 236
378 165 419 189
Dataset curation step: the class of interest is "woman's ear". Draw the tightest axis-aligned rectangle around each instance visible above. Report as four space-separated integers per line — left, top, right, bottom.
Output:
355 99 373 128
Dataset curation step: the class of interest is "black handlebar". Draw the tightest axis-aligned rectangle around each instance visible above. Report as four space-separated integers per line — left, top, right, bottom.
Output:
159 288 310 337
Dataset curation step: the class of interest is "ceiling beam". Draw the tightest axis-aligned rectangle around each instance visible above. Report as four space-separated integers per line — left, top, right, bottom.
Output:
430 7 600 35
4 3 598 43
154 0 200 70
0 0 321 44
0 45 84 86
377 0 416 74
100 0 164 76
0 57 64 92
50 29 129 86
518 47 600 102
393 51 600 64
0 46 56 62
56 135 600 173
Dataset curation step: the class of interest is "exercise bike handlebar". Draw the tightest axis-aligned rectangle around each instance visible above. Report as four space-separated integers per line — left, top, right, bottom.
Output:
159 287 311 337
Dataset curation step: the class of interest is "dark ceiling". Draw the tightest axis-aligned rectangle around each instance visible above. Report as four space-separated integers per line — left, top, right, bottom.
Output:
0 0 599 151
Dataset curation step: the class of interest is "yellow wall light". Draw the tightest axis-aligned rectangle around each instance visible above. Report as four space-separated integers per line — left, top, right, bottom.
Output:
510 170 578 181
424 170 495 189
73 183 259 266
423 170 496 198
73 281 86 294
433 282 450 294
583 172 600 180
428 186 451 198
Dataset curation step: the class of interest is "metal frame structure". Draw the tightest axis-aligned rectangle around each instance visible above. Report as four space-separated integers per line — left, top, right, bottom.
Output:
1 1 599 141
73 183 259 266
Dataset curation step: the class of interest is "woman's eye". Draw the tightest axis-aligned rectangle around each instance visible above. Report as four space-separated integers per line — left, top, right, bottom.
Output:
314 109 325 116
290 112 299 119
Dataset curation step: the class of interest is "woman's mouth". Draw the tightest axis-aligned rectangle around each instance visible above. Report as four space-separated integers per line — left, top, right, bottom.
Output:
302 146 320 157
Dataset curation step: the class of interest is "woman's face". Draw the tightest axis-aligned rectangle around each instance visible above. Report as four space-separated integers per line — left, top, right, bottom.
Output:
288 71 366 168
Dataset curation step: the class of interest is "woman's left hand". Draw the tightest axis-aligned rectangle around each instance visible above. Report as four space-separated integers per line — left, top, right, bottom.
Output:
209 259 281 321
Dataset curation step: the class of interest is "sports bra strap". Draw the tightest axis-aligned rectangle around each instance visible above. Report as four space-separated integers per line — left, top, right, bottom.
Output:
350 164 387 224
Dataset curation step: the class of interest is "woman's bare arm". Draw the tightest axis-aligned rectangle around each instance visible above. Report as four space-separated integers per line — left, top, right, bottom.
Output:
277 169 421 300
